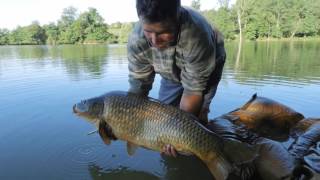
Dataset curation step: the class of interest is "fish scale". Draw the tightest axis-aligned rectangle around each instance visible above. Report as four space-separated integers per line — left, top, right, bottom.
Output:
102 93 224 161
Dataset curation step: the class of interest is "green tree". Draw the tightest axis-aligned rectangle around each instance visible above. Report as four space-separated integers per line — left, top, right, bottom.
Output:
60 7 110 44
312 0 320 36
108 22 121 43
7 22 46 45
108 22 134 43
245 0 276 39
288 0 319 37
234 0 256 41
8 27 23 45
118 22 134 43
58 6 77 29
43 23 59 45
202 8 237 40
191 0 201 10
0 28 9 45
27 21 47 44
2 1 320 46
82 8 110 43
58 6 78 43
58 28 75 44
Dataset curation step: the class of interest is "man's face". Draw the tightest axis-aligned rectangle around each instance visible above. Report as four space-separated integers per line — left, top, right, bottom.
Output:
142 21 178 49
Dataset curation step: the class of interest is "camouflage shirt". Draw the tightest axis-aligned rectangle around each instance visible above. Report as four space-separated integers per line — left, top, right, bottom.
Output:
127 7 225 96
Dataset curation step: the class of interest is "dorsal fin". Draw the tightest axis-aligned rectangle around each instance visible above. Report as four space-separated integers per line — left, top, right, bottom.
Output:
241 93 257 110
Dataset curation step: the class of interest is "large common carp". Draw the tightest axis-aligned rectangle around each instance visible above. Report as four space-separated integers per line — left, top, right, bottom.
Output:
73 91 257 180
226 94 304 141
207 116 317 180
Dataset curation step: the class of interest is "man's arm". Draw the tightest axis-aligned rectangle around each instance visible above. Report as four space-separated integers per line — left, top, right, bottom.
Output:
127 44 155 96
180 93 203 117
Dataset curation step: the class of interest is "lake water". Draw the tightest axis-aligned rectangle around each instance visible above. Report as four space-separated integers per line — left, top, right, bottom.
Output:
0 41 319 179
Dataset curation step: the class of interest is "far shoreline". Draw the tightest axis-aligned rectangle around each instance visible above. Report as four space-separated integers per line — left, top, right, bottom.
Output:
1 37 320 46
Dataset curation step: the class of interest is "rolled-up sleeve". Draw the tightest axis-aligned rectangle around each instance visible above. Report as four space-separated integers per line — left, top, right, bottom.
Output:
127 43 155 96
181 33 216 96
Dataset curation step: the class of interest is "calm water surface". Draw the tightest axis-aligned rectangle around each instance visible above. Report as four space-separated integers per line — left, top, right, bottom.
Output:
0 42 319 179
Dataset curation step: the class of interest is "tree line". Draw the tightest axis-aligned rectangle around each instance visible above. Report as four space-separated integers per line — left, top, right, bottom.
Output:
202 0 320 40
0 0 319 45
0 7 134 45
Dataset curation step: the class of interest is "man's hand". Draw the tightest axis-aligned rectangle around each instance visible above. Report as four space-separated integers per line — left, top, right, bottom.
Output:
161 144 178 157
180 93 209 124
198 108 209 125
180 93 203 116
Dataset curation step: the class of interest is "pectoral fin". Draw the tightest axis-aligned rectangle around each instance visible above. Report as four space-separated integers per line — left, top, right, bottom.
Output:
98 120 117 145
127 142 139 156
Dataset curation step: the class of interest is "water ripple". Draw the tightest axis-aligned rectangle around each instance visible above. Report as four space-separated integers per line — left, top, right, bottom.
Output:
43 142 113 179
223 70 320 87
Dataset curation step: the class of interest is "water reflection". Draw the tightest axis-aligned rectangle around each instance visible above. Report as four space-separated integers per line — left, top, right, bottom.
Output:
86 152 213 180
225 41 320 86
1 41 320 86
0 45 131 81
54 45 110 79
160 155 212 180
88 165 160 180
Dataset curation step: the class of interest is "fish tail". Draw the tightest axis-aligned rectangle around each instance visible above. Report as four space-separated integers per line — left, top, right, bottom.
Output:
204 154 232 180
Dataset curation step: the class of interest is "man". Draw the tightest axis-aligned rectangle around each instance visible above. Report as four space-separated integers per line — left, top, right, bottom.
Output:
128 0 226 156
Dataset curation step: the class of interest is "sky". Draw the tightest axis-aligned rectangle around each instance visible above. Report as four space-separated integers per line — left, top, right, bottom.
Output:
0 0 226 30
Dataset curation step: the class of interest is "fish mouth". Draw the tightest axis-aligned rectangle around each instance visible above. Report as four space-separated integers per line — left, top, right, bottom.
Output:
73 104 80 113
73 99 103 123
73 102 90 116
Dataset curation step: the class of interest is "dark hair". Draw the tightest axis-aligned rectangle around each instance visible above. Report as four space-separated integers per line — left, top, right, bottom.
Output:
136 0 181 23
